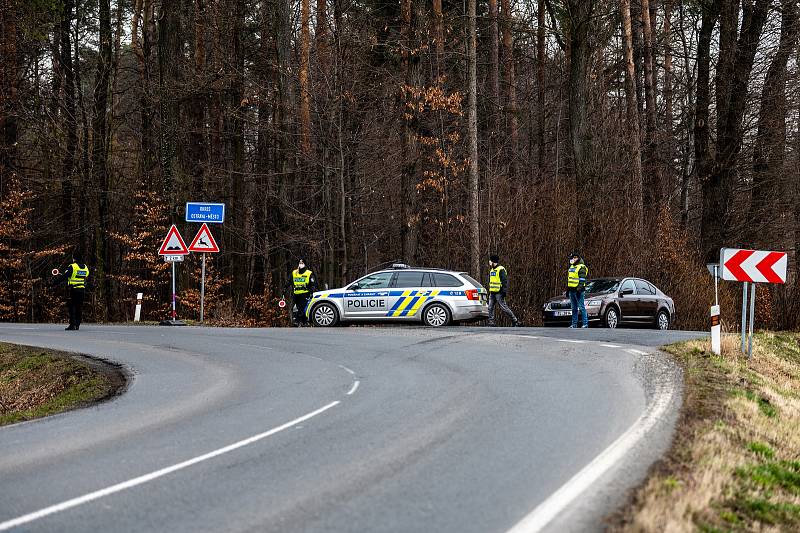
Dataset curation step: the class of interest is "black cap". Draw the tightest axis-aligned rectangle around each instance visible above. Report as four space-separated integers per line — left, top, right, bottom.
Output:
73 251 84 263
489 254 500 263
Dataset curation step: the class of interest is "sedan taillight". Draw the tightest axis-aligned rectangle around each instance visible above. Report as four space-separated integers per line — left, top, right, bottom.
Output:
465 289 480 301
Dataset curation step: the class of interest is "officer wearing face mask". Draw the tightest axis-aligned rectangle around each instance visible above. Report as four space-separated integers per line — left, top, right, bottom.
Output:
283 258 317 326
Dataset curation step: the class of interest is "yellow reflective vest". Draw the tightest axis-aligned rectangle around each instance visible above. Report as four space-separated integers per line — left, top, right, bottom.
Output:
567 262 588 290
489 265 506 293
292 269 313 295
68 263 89 289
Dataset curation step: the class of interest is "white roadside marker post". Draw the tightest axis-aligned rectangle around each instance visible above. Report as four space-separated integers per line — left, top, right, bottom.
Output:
741 282 748 354
748 283 756 359
711 305 721 355
134 292 143 322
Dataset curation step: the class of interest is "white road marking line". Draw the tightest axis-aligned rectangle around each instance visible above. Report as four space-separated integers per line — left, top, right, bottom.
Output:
506 371 675 533
626 349 650 356
601 344 621 348
511 335 540 340
237 343 274 350
0 401 340 532
338 364 356 375
347 380 360 395
555 339 585 344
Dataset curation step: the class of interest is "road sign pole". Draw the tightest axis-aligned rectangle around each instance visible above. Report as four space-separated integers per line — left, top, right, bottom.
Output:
171 260 177 319
748 283 756 360
714 264 719 306
200 253 206 324
741 282 748 353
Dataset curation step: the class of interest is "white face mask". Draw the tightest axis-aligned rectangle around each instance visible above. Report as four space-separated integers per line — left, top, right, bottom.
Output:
299 263 305 270
570 257 578 264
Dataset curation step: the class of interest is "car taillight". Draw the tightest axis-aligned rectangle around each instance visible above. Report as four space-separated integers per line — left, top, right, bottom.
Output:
465 289 480 300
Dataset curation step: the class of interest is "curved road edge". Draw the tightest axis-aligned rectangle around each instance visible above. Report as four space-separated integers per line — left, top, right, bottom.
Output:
503 336 684 533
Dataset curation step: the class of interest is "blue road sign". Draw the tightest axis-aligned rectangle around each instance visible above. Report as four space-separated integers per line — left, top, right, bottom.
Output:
186 202 225 223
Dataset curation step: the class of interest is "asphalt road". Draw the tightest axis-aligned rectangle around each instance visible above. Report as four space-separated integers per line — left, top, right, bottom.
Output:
0 324 704 533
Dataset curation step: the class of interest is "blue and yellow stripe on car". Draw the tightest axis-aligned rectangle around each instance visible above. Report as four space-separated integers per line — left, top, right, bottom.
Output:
387 290 441 317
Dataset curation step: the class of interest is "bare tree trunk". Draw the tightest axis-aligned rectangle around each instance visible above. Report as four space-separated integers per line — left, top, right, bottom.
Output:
93 0 113 319
299 0 312 155
663 0 675 204
702 0 770 259
316 0 328 62
693 2 716 230
60 0 77 227
640 0 659 211
489 0 500 130
501 0 518 163
0 0 18 197
187 0 208 197
399 0 421 262
750 0 799 244
537 0 546 178
468 0 480 275
567 0 596 242
621 0 644 239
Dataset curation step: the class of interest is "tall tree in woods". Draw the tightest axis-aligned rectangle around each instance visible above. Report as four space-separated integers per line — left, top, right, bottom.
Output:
299 0 312 155
701 0 771 259
750 0 799 248
468 0 480 276
0 0 18 198
640 0 659 212
621 0 645 239
501 0 518 163
93 0 113 319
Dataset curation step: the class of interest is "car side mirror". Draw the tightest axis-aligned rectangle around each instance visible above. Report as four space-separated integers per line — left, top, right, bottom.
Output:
348 283 359 291
620 288 634 296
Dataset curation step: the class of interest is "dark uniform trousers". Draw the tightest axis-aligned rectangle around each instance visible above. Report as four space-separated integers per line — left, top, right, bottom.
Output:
294 293 311 325
488 293 518 324
68 288 85 328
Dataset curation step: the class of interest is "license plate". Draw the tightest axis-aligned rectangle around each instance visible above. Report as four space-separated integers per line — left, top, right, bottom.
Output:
554 310 572 317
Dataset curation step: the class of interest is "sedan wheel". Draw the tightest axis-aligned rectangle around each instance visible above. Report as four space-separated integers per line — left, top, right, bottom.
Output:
656 310 670 330
423 304 451 327
312 303 339 327
604 307 619 329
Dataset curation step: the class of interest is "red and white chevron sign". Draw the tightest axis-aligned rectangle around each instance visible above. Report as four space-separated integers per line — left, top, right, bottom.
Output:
720 248 788 284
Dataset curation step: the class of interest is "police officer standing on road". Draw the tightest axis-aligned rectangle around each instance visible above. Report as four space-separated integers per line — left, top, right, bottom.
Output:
567 252 589 328
50 251 90 331
487 255 522 327
283 258 317 327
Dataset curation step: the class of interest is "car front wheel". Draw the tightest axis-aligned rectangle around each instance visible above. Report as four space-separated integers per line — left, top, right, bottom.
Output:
423 303 451 327
656 310 670 330
604 307 619 329
311 303 339 327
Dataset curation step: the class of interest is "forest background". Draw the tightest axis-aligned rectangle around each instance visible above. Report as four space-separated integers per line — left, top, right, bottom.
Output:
0 0 798 329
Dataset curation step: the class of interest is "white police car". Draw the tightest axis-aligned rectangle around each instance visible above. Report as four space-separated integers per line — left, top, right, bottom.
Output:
306 265 489 327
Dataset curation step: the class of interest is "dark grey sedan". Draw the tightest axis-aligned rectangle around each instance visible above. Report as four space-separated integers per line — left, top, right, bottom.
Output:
541 277 676 329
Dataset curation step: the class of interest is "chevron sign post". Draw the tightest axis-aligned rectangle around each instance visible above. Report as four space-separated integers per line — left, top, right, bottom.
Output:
720 248 789 359
720 248 788 283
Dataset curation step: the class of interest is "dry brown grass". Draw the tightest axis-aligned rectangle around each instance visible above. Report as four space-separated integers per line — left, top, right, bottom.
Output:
611 332 800 532
0 343 124 425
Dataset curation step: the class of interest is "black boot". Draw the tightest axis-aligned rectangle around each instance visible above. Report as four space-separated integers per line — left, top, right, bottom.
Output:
65 325 76 331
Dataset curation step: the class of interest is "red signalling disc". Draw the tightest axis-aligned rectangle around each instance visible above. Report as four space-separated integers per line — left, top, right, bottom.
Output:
51 269 60 276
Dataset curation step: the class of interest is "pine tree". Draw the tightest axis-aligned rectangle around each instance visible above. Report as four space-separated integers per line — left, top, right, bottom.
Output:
110 190 171 320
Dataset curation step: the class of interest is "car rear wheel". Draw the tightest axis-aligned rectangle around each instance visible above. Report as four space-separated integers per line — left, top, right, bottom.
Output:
423 303 451 327
656 310 670 330
311 303 339 327
604 306 619 329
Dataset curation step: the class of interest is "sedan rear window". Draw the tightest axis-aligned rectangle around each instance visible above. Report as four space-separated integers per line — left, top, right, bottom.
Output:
394 271 427 288
460 274 484 289
432 273 463 287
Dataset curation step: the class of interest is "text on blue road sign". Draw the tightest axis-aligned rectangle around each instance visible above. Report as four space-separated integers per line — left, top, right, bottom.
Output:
186 202 225 223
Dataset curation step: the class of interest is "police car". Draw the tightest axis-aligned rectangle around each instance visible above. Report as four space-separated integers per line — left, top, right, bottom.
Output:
306 265 489 327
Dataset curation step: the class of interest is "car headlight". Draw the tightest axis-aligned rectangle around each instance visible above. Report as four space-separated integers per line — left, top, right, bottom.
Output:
586 299 602 306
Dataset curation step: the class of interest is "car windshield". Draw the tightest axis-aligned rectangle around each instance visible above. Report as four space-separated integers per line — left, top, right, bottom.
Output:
585 279 620 294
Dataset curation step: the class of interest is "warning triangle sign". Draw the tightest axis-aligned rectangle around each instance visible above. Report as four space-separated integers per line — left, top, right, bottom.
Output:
188 223 220 253
158 225 189 255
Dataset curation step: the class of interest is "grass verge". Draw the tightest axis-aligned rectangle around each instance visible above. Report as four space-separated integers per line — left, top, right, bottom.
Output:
0 342 126 426
611 332 800 532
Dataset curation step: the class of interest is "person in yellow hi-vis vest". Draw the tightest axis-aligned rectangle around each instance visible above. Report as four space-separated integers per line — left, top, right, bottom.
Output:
50 251 90 331
567 252 589 328
487 255 522 327
283 258 317 327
